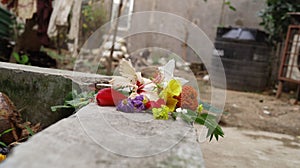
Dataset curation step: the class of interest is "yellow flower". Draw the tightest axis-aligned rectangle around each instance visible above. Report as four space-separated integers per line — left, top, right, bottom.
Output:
164 79 182 95
197 104 203 114
0 154 6 162
152 105 170 120
160 79 182 112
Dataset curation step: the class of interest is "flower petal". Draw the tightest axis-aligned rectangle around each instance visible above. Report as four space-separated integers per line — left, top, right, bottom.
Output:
96 88 126 106
158 59 175 83
149 98 166 109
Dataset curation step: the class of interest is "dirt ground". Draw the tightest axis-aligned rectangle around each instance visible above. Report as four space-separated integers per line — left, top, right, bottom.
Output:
221 89 300 136
196 78 300 167
197 78 300 137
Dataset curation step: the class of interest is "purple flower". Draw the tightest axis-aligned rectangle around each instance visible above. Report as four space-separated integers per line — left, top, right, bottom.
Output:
131 95 146 112
116 95 147 113
117 99 135 113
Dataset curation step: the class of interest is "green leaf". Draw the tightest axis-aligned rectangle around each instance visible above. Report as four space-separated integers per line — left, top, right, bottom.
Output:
198 100 222 114
224 1 230 5
171 112 178 120
51 105 74 112
193 114 224 141
0 128 14 137
65 99 90 109
0 142 7 147
176 112 193 123
229 6 236 11
51 91 94 113
24 125 34 136
20 55 29 64
176 108 224 141
12 52 20 62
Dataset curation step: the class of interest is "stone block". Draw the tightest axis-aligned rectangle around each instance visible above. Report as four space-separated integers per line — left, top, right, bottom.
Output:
1 104 205 168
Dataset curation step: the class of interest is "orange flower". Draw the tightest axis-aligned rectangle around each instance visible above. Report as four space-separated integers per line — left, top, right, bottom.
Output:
176 85 198 111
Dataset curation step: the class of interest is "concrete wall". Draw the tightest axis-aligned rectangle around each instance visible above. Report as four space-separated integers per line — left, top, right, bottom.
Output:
109 0 267 62
128 0 265 41
0 62 109 128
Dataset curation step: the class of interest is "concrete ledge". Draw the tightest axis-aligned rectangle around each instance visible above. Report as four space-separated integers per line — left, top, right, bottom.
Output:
0 62 110 127
1 104 205 168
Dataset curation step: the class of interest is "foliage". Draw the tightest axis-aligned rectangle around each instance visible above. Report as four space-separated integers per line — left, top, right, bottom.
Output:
24 125 34 137
259 0 300 43
173 110 224 141
223 0 236 11
82 1 108 37
41 47 65 62
12 52 30 65
0 128 14 147
51 90 95 112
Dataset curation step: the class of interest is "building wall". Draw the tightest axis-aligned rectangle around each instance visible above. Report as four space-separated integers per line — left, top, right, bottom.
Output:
129 0 265 40
110 0 267 62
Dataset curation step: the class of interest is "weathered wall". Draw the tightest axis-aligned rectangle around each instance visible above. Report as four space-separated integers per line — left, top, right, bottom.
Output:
0 62 108 128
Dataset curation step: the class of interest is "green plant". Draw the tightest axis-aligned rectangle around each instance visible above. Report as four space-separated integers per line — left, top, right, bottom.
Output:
12 52 30 65
259 0 300 43
82 1 108 37
0 128 14 147
222 0 236 11
51 90 95 112
41 47 64 61
172 109 224 141
24 125 34 137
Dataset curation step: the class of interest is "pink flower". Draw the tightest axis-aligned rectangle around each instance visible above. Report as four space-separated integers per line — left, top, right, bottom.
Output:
145 98 166 109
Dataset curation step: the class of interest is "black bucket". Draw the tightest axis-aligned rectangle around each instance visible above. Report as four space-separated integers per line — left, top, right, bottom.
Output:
212 27 271 92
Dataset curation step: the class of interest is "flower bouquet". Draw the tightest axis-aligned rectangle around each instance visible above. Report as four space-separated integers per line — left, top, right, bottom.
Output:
96 59 224 141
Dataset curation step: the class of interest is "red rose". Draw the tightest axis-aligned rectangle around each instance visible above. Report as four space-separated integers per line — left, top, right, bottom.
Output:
96 88 126 106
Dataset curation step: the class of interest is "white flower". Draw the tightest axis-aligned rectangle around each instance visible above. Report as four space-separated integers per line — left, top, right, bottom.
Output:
111 59 144 88
176 108 182 113
111 59 159 101
175 108 188 114
158 59 189 87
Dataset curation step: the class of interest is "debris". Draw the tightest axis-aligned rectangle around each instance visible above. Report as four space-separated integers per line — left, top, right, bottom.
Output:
100 35 130 69
0 92 41 146
263 110 271 115
232 104 238 108
289 98 297 105
0 92 22 145
293 107 299 111
203 75 210 81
